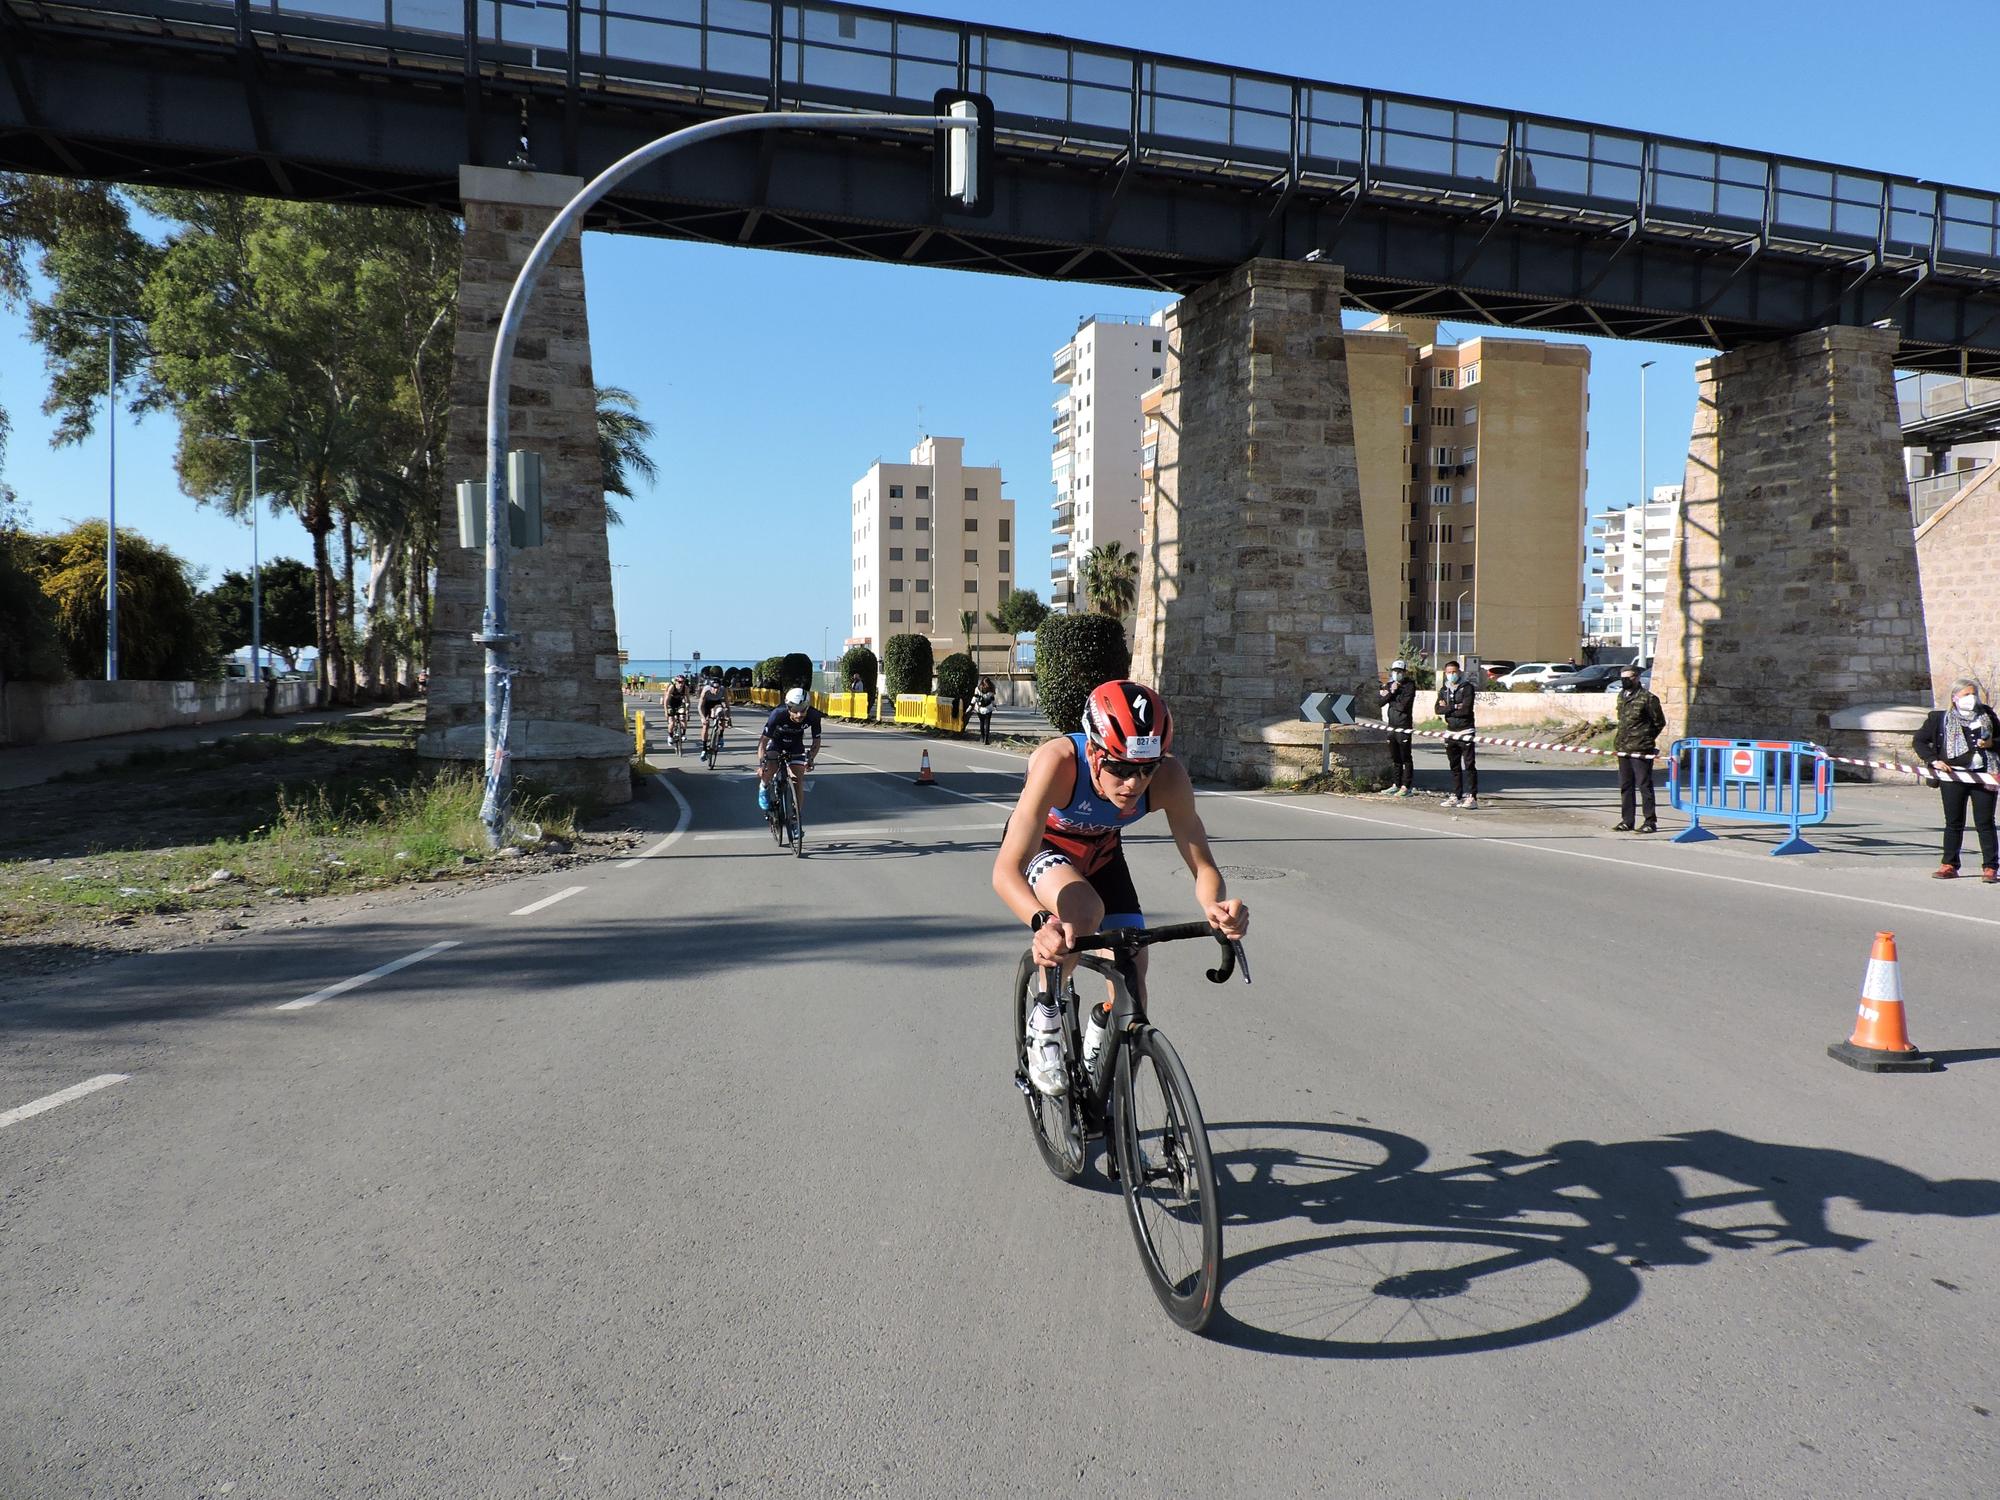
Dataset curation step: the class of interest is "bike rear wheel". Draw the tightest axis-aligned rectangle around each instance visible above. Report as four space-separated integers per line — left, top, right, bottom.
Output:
789 781 805 857
1113 1026 1223 1332
1012 951 1084 1181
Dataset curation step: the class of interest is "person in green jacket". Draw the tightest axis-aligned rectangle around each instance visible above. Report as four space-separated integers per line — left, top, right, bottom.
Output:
1612 666 1666 833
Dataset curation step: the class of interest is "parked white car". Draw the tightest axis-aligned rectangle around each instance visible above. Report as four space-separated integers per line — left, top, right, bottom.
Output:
1493 662 1576 689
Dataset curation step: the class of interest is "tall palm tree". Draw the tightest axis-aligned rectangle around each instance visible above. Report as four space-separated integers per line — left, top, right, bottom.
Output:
596 385 658 525
1080 540 1138 618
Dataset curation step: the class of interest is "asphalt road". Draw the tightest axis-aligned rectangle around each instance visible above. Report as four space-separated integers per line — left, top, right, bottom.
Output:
3 720 1997 1498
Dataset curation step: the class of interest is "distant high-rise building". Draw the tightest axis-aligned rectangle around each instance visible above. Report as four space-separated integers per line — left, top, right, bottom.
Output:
1345 317 1590 665
1050 313 1165 612
1587 485 1681 655
848 436 1014 670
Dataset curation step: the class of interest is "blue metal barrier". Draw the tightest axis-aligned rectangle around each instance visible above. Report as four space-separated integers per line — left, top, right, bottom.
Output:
1666 739 1833 856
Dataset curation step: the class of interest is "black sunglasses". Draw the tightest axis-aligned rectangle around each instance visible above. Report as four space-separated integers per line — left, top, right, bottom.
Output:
1098 757 1158 782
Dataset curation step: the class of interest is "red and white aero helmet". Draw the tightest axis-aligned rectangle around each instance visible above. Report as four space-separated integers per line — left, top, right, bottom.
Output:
1082 680 1173 762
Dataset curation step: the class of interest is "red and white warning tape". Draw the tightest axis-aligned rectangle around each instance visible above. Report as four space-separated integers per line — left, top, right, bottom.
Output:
1353 719 2000 788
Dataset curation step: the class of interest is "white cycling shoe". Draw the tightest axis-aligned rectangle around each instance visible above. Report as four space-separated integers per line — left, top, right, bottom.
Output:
1024 1002 1068 1096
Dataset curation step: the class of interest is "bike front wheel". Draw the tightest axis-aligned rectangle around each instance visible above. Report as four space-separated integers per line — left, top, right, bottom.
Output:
1012 951 1084 1182
1113 1026 1222 1332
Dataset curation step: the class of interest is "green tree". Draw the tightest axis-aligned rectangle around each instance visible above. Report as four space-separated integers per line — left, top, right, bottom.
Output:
778 651 813 691
935 650 977 732
33 192 461 702
1033 612 1131 733
753 655 785 689
203 558 318 671
838 643 878 702
24 520 218 681
985 587 1049 671
882 632 934 697
1079 541 1138 618
0 526 65 684
597 385 658 526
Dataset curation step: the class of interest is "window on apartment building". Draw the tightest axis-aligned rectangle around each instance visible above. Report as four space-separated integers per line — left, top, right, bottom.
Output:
916 579 929 593
963 580 978 594
1152 368 1161 379
1461 564 1475 581
1462 526 1475 543
889 515 904 530
964 549 978 564
1433 447 1453 466
916 485 930 500
964 518 978 532
915 610 930 624
889 609 904 623
963 487 978 503
1431 485 1452 505
1462 446 1477 465
1463 404 1477 424
889 546 903 561
1463 486 1476 505
889 484 903 498
1431 408 1456 426
1463 361 1480 385
889 578 905 593
1152 339 1162 352
915 547 929 562
1435 368 1456 388
1402 405 1412 426
998 519 1011 541
916 516 929 530
998 549 1011 571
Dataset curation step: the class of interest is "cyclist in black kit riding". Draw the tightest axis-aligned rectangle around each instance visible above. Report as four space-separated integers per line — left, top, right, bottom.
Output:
758 687 823 818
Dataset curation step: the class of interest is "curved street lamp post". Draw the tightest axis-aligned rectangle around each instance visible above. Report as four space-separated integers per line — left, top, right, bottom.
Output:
477 101 988 845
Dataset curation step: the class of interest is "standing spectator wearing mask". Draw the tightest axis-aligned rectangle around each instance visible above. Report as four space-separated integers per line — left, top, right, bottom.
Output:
1434 659 1478 810
1377 659 1417 797
1914 677 1999 882
1610 665 1666 833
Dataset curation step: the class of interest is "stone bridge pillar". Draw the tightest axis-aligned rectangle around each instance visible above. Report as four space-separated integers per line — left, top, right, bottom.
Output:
1653 326 1931 748
420 166 631 807
1133 258 1383 786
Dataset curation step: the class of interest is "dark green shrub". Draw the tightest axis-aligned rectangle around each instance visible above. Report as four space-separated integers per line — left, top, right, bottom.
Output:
935 651 977 703
753 655 784 688
838 644 878 698
778 652 813 690
883 633 933 697
1034 613 1131 732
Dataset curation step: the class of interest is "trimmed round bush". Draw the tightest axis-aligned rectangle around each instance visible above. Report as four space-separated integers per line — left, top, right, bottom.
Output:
935 651 977 703
838 644 878 698
779 652 813 691
753 655 784 688
1034 613 1131 733
883 633 934 697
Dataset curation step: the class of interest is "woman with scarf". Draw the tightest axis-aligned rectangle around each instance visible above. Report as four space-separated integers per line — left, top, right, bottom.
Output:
1913 677 2000 882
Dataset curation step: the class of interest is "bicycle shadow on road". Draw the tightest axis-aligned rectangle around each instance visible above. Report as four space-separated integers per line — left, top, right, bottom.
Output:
1200 1118 2000 1359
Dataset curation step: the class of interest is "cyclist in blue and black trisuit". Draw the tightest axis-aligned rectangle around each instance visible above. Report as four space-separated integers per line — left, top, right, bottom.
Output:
758 687 824 816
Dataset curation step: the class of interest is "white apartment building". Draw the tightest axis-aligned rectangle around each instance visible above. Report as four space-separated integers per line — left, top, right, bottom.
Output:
1587 484 1681 654
1050 312 1166 612
848 436 1015 668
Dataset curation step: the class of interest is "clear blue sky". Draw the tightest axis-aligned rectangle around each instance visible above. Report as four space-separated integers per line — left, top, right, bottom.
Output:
3 0 1995 660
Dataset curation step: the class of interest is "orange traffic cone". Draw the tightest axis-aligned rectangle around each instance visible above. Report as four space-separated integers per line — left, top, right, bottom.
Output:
916 748 935 786
1827 932 1937 1073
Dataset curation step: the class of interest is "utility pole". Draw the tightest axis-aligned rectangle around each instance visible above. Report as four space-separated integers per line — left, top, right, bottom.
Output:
1639 359 1655 661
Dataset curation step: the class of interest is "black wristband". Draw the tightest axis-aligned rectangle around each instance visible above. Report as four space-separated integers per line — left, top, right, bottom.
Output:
1031 910 1056 933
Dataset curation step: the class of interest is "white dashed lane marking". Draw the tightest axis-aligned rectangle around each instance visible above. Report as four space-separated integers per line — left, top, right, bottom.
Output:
0 1074 130 1129
511 885 587 917
275 941 462 1011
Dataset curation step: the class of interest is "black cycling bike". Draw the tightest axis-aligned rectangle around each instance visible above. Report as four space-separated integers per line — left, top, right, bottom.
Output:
1012 922 1247 1332
763 756 805 857
699 711 725 768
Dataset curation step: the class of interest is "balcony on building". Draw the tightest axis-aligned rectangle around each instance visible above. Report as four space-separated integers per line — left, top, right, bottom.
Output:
1052 501 1075 532
1051 579 1077 608
1052 345 1077 386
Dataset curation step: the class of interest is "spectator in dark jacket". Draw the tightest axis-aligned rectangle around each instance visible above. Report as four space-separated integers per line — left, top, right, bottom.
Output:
972 677 997 744
1434 660 1478 809
1611 665 1667 833
1914 677 1999 882
1376 659 1418 797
